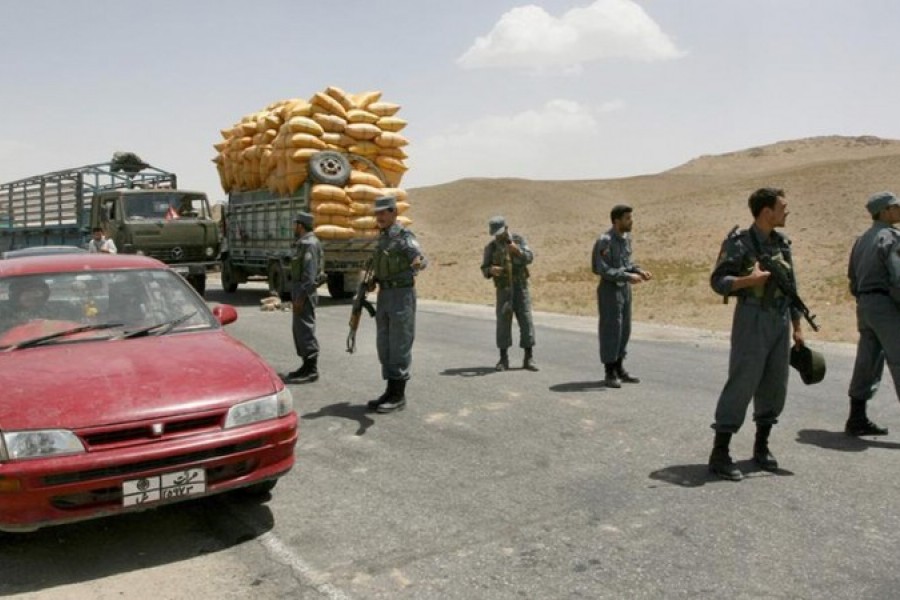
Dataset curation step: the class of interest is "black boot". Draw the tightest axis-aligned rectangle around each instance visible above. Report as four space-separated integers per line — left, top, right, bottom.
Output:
295 355 318 383
709 432 742 481
603 363 621 388
285 360 309 380
523 347 539 371
753 424 779 471
495 349 510 371
367 380 394 411
377 379 407 414
845 397 888 436
615 359 640 384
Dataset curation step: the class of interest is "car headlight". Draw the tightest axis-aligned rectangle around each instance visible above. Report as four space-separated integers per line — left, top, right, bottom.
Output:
224 387 293 429
1 430 85 461
205 246 215 257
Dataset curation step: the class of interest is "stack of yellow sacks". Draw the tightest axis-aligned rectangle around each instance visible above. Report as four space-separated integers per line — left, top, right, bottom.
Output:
213 86 411 239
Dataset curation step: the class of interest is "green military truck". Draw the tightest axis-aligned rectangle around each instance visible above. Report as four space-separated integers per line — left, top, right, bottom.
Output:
0 153 220 295
220 151 382 300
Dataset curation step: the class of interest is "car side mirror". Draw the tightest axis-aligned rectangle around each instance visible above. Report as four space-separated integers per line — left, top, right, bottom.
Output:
212 304 238 326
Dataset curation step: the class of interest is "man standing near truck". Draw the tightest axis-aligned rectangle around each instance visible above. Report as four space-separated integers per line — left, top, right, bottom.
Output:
285 212 323 383
366 195 427 414
88 227 117 254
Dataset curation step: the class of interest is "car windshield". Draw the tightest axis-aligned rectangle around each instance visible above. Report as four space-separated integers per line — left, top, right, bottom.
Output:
0 269 216 348
123 193 210 221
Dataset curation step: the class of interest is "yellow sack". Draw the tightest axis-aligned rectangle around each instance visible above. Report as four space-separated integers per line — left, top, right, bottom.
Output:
351 90 382 109
311 184 349 204
350 201 375 216
311 92 348 119
397 216 413 227
376 155 408 172
314 225 355 240
347 108 379 125
351 216 377 229
396 201 410 214
376 117 407 132
348 142 379 158
345 122 381 140
312 113 347 133
287 133 327 150
325 85 355 111
312 201 351 216
380 187 409 203
315 213 351 227
291 148 319 163
374 132 409 148
286 116 325 136
349 170 384 188
367 101 401 117
346 184 383 202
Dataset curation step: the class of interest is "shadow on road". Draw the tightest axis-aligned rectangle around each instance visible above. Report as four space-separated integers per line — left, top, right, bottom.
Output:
795 428 900 452
649 460 794 488
0 495 274 596
303 402 375 436
550 380 606 393
440 366 497 377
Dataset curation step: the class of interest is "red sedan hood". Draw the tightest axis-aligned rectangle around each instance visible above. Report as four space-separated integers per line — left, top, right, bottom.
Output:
0 331 280 430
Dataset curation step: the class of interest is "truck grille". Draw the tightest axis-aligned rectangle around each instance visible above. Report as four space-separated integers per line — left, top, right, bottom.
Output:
144 246 207 263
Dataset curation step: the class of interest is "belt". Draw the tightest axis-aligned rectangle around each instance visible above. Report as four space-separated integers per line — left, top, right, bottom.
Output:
858 289 889 296
737 296 789 310
379 279 414 289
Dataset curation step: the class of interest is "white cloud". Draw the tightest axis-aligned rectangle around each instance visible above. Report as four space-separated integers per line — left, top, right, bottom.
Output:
457 0 684 70
413 99 624 184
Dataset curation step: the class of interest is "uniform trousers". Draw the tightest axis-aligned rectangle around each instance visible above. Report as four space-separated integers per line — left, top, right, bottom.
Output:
712 299 790 433
848 293 900 401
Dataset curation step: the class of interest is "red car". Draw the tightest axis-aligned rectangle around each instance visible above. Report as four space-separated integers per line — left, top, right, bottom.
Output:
0 254 297 532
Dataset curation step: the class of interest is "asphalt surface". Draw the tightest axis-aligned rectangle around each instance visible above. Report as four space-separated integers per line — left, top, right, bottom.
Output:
2 279 899 600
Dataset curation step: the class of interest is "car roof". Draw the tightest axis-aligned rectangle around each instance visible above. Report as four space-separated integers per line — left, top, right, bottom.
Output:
2 246 88 259
0 253 167 277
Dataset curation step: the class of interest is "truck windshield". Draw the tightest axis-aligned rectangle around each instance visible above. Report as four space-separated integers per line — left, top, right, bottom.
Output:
122 193 210 221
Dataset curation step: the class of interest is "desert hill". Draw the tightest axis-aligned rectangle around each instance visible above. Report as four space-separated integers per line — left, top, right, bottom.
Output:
408 135 900 343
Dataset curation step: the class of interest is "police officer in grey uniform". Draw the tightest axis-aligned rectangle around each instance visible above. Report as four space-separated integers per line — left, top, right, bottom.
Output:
285 211 323 383
708 188 806 481
844 191 900 436
366 196 427 414
481 216 538 371
592 204 652 388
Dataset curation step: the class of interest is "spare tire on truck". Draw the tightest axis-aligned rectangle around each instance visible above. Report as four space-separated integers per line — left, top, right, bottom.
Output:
309 151 351 187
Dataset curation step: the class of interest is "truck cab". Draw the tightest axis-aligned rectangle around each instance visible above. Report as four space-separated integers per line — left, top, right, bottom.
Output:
92 189 220 294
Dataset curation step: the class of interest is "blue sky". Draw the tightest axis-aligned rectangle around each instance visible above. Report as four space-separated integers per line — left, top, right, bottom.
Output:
1 0 899 202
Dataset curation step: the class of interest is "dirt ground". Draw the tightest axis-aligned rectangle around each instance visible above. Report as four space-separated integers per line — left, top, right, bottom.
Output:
408 135 900 344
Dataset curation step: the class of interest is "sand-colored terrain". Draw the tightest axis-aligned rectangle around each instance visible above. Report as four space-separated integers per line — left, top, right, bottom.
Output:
408 135 900 343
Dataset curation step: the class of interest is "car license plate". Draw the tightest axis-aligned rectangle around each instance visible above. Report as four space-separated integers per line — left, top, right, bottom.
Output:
122 468 206 507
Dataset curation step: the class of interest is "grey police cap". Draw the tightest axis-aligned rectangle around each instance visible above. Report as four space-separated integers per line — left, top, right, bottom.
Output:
866 191 900 217
488 216 507 236
790 344 826 385
374 196 397 212
294 211 314 229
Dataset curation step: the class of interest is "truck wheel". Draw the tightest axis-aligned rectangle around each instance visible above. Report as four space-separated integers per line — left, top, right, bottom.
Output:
268 263 291 302
309 151 351 187
326 272 354 300
188 274 206 297
221 258 238 293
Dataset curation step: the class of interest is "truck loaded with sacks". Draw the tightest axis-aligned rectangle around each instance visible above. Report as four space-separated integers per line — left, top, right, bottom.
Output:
214 86 412 299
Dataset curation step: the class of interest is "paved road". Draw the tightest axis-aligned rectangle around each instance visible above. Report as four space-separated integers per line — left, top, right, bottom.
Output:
3 280 898 599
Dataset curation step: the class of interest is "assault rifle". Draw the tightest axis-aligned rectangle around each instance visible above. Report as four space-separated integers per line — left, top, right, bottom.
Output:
346 262 376 353
756 252 820 332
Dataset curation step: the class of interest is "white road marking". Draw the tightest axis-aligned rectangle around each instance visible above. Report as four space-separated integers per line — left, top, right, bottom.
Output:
259 531 352 600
